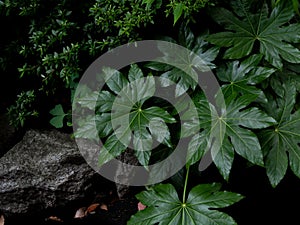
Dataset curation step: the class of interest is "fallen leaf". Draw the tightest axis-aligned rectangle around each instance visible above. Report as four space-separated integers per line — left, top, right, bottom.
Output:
74 207 86 219
0 215 4 225
138 202 146 211
100 204 108 211
85 203 100 215
47 216 63 222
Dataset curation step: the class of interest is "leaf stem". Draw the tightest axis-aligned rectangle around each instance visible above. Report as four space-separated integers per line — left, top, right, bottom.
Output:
182 165 190 203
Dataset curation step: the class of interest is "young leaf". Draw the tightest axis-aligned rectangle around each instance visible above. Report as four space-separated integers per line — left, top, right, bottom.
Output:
128 183 243 225
49 104 67 128
206 0 300 68
259 80 300 187
173 2 184 25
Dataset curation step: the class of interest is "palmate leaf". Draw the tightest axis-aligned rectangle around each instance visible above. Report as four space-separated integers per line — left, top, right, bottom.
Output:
94 65 176 166
217 54 276 102
189 94 276 180
146 25 219 97
206 0 300 69
75 115 106 141
259 80 300 187
127 183 243 225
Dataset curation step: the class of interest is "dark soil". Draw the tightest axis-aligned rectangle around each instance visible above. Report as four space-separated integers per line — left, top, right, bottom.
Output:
3 187 141 225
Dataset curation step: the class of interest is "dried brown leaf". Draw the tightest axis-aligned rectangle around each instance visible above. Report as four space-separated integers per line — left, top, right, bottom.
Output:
74 207 86 219
85 203 100 215
0 215 4 225
100 204 108 211
47 216 63 222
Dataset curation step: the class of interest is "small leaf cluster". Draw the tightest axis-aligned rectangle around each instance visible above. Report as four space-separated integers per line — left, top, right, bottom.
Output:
167 0 215 25
88 0 155 52
7 90 38 128
0 0 159 128
142 0 215 25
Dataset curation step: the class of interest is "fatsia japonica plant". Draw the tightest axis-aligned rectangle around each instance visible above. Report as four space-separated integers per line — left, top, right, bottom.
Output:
72 0 300 224
206 0 300 69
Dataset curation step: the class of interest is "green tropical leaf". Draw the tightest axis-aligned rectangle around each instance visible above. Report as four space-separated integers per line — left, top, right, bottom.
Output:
217 54 276 102
259 80 300 187
133 128 153 167
96 91 116 113
74 115 102 140
206 0 300 68
146 26 219 97
76 90 99 110
102 67 129 94
128 64 144 82
142 106 176 124
149 117 172 147
186 131 209 167
77 64 177 167
76 89 116 112
193 94 276 180
98 132 128 166
128 183 243 225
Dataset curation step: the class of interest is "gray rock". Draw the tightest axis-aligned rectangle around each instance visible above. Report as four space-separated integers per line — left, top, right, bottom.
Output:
114 149 139 199
0 129 97 216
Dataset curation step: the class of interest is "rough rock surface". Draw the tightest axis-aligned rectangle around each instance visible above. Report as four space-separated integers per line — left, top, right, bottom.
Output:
114 149 140 199
0 129 97 216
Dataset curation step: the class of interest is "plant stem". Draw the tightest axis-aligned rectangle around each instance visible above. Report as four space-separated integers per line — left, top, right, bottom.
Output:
182 165 190 203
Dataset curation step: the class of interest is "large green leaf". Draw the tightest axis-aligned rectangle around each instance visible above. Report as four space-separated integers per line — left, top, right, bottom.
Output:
103 67 129 94
217 54 276 102
77 89 116 112
190 94 276 180
127 183 243 225
133 128 153 167
259 80 300 187
75 115 106 140
76 64 176 167
146 25 219 97
206 0 300 68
